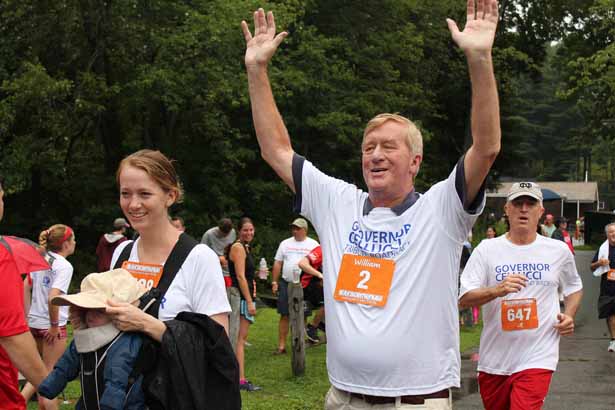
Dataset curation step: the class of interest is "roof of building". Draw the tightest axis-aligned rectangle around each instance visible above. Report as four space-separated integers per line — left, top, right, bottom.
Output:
487 181 599 203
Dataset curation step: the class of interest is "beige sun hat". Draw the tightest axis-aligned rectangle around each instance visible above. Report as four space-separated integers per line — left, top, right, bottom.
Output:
52 268 147 309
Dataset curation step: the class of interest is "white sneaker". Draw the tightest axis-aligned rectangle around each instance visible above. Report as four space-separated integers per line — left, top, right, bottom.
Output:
608 340 615 352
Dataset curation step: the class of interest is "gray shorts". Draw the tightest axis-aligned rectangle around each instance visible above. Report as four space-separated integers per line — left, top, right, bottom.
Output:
277 279 289 316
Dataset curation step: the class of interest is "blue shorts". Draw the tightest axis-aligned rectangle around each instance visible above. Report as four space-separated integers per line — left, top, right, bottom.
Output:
240 299 255 323
277 279 289 316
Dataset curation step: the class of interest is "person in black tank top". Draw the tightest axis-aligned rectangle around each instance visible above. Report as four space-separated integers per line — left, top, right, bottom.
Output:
226 217 261 392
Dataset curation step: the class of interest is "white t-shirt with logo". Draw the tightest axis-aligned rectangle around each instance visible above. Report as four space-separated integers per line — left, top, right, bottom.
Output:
299 159 482 396
28 252 73 329
459 234 583 375
274 237 319 282
111 239 231 321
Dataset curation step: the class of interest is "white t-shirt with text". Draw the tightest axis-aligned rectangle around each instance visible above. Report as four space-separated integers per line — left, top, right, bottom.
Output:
28 252 73 329
274 237 319 282
300 159 482 396
459 234 583 375
111 239 231 321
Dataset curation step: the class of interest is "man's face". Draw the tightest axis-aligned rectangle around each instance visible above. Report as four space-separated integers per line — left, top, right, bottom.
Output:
361 121 421 201
292 226 306 241
504 196 544 232
607 226 615 246
545 215 553 226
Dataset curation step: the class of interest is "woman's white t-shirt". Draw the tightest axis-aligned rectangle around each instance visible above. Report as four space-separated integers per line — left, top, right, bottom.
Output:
28 252 73 329
111 239 231 321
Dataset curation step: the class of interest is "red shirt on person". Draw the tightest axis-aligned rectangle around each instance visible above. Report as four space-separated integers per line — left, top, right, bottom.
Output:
301 245 322 288
561 230 575 254
0 245 30 410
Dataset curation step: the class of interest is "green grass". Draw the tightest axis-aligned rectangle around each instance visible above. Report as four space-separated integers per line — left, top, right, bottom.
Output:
30 308 482 410
460 322 483 353
574 244 598 251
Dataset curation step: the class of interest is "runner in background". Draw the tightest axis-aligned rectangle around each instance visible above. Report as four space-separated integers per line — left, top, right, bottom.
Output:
227 217 261 391
202 218 240 348
22 224 76 410
298 245 325 343
270 219 318 355
590 222 615 352
552 217 574 254
460 182 583 410
95 218 129 271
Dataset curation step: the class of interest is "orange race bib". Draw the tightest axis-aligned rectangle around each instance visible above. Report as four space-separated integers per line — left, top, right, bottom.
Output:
607 269 615 281
122 261 163 290
501 298 538 331
333 254 395 308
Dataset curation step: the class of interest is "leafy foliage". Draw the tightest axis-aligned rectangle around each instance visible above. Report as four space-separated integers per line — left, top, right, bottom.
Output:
0 0 613 278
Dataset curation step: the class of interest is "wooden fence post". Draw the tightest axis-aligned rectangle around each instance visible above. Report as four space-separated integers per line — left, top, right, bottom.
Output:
288 282 305 376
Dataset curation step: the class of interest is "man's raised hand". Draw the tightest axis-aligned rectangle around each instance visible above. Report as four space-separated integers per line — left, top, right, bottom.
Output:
242 8 288 69
447 0 499 56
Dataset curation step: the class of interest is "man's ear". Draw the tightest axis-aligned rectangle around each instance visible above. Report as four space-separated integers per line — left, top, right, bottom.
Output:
410 154 423 178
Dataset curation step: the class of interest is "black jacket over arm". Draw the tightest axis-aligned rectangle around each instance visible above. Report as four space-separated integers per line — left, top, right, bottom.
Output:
143 312 241 410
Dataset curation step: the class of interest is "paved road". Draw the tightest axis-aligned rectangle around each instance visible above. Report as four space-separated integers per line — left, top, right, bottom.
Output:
454 250 615 410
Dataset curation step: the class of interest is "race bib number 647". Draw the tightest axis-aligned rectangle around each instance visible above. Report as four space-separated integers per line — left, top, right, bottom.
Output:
501 298 539 331
333 254 395 308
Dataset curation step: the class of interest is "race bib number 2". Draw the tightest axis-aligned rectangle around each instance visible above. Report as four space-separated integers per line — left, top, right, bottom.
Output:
333 254 395 308
501 298 538 331
122 261 163 290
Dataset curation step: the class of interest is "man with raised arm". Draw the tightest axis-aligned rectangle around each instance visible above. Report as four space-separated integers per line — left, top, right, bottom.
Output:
242 1 501 408
459 182 583 410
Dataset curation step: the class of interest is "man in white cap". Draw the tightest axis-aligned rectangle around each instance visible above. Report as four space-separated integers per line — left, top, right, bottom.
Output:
271 218 318 354
96 218 130 271
459 182 583 410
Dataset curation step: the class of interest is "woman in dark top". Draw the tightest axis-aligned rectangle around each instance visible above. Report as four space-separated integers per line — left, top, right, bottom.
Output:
227 217 260 392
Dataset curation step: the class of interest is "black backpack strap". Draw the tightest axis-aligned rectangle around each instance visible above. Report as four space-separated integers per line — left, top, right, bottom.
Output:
142 233 199 318
113 241 134 270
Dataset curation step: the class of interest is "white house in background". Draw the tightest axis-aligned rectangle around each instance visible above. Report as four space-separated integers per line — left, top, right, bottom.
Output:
486 181 600 220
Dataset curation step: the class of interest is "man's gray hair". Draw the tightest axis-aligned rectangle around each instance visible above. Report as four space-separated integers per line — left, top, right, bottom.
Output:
605 222 615 234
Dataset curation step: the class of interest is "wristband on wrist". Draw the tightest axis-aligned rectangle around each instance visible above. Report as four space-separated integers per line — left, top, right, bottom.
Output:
50 321 59 327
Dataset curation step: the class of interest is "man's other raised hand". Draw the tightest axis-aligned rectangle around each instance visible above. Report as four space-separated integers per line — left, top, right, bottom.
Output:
242 8 288 69
447 0 499 57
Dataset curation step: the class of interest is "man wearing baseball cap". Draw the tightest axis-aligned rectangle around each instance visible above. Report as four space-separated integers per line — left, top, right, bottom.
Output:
459 182 583 410
271 218 318 354
95 218 130 271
